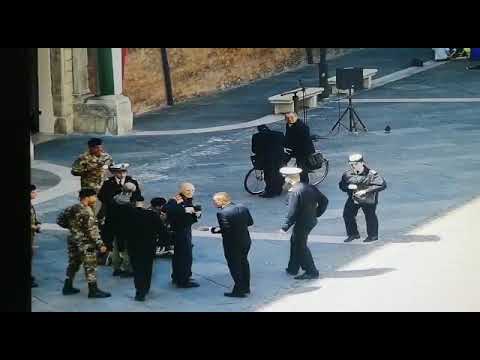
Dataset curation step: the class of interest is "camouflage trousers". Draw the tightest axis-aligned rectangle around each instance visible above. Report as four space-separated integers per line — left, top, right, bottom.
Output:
66 238 97 284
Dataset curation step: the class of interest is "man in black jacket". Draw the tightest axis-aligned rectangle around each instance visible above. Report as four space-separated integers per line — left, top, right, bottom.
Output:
164 182 201 288
284 112 316 184
97 163 142 276
211 192 254 298
125 197 166 301
280 167 329 280
251 125 286 197
339 154 387 243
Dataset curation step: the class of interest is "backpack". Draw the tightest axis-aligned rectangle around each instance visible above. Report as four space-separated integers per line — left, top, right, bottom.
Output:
56 205 79 229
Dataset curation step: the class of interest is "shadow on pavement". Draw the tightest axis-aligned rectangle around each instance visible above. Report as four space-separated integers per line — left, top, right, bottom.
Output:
323 267 396 278
288 286 322 295
384 234 440 243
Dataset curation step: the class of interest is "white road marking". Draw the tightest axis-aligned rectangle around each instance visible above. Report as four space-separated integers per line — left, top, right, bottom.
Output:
40 223 355 245
339 98 480 103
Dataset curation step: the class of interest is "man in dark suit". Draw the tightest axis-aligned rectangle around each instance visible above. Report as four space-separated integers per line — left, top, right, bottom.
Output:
125 197 167 302
97 163 142 276
284 112 316 184
280 167 329 280
251 125 286 197
163 182 201 288
211 192 254 298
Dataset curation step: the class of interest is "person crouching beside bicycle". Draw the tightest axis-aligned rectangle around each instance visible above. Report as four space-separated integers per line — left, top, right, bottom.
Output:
284 112 316 184
339 154 387 243
251 125 286 198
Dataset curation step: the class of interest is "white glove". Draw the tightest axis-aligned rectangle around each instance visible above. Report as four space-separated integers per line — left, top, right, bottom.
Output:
355 189 367 197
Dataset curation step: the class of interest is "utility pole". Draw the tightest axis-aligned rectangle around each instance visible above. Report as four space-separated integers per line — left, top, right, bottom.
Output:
160 48 174 106
306 48 314 64
318 48 330 98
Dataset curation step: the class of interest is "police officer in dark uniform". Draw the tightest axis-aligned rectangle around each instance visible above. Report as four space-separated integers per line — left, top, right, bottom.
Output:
251 125 286 197
339 154 387 243
98 164 142 247
164 182 201 288
210 192 254 298
280 167 329 280
284 112 316 184
97 163 142 275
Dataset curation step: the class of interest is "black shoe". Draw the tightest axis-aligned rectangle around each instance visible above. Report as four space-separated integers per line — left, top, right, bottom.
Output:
176 281 200 288
31 281 39 288
112 269 124 277
344 235 361 243
285 268 299 276
62 279 80 295
294 272 319 280
120 271 134 278
135 293 146 302
244 288 251 294
224 291 246 298
88 283 111 298
363 236 378 243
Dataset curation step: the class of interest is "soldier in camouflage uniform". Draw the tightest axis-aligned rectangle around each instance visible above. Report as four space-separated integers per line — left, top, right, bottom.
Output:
62 188 111 298
30 184 41 288
71 138 113 218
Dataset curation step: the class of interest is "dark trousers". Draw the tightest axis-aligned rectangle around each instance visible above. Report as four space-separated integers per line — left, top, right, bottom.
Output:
223 241 251 293
171 229 193 285
287 222 318 275
296 158 310 184
343 198 378 237
263 162 284 195
129 245 155 295
100 214 115 250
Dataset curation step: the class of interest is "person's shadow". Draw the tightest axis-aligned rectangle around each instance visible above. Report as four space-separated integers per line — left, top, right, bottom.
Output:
382 234 440 243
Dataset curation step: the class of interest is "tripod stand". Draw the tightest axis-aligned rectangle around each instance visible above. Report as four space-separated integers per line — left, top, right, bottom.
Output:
330 87 367 133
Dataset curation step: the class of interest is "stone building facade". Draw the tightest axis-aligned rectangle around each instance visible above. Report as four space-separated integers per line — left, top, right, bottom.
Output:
34 48 132 136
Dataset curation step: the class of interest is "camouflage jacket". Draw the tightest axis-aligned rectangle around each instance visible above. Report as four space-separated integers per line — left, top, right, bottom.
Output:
71 152 113 192
31 204 40 240
68 203 103 249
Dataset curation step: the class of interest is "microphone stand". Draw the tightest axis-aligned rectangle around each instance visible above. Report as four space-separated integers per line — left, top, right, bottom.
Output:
280 88 302 117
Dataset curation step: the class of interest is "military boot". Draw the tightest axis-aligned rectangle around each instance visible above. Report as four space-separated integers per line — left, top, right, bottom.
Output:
62 278 80 295
88 282 111 298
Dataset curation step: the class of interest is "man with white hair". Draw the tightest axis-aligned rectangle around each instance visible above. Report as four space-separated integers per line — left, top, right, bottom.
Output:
339 154 387 243
164 182 202 288
280 167 329 280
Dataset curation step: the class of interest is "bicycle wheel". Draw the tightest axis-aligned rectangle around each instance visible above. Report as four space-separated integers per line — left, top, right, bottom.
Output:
309 159 329 186
244 168 266 195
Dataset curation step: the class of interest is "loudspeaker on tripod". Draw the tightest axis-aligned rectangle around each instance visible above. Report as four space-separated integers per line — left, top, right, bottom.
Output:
336 67 364 91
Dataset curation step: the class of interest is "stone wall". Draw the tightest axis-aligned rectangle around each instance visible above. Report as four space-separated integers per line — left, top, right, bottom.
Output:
124 48 348 115
50 48 74 133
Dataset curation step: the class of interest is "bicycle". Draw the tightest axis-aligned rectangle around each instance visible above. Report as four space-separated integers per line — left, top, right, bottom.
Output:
244 151 329 195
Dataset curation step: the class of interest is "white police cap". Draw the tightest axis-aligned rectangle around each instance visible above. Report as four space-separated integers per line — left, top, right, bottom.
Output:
110 163 130 171
279 167 303 176
348 154 363 163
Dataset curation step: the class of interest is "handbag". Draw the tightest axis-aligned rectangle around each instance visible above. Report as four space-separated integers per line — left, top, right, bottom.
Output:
307 151 324 170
